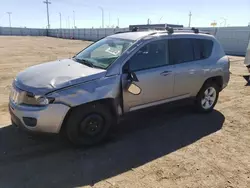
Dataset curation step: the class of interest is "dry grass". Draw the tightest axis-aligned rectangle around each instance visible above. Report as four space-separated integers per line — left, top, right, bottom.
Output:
0 36 91 124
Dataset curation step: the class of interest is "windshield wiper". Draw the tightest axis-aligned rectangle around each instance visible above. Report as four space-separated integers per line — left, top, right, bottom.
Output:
73 57 106 69
73 57 94 68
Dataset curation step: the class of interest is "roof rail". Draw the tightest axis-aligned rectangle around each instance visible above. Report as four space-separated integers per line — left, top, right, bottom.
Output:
114 31 131 34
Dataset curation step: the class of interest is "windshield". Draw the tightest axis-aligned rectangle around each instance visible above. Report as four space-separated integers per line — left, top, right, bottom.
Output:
74 37 134 69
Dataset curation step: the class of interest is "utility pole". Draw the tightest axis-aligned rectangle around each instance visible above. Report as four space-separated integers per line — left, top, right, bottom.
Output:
109 12 110 27
147 18 151 25
59 12 62 37
188 11 192 27
6 12 12 27
73 11 75 28
59 12 62 29
43 0 51 29
117 18 119 28
98 6 104 28
68 16 70 28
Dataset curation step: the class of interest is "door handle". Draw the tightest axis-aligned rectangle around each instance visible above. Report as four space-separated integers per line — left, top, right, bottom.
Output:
160 70 171 76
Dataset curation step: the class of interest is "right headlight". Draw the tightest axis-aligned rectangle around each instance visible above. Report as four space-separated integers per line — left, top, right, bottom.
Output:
21 93 54 106
36 96 49 105
34 96 55 106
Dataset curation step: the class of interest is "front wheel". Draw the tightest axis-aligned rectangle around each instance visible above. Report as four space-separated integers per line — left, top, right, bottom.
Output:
64 103 114 146
195 83 219 113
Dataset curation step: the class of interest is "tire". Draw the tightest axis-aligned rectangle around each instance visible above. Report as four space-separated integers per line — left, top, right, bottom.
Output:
64 103 114 146
195 82 219 113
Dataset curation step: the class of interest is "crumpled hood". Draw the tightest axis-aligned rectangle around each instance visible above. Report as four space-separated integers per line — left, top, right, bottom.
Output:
16 59 106 94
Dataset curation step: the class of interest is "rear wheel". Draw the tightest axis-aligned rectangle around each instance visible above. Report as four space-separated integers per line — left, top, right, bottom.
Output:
195 82 219 113
65 103 114 146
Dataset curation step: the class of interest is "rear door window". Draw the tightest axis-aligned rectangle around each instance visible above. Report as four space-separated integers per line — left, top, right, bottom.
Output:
168 39 194 64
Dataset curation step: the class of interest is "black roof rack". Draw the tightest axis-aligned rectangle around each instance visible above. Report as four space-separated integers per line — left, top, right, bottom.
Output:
129 24 183 31
167 27 211 35
165 27 201 34
114 27 211 36
166 27 174 34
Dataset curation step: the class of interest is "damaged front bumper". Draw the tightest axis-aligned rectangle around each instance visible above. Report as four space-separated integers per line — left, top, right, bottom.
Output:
9 100 70 133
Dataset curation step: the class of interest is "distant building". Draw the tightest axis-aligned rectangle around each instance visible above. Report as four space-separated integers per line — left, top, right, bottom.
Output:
129 24 183 31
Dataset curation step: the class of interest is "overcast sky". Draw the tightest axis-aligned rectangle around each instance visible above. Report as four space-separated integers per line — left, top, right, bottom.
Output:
0 0 249 28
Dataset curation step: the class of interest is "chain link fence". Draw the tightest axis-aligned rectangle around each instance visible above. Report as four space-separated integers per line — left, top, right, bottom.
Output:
0 26 250 55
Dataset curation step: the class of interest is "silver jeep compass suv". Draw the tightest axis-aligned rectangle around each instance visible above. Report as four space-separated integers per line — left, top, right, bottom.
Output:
9 28 230 145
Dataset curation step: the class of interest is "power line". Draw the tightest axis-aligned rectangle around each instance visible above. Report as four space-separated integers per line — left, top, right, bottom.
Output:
43 0 51 29
188 11 192 27
6 12 12 27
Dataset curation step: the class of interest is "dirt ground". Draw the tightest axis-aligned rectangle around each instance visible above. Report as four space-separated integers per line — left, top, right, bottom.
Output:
0 36 250 188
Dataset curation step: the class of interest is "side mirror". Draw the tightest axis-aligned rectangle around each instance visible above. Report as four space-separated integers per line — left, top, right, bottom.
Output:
125 63 141 95
124 61 139 82
128 72 139 82
127 83 141 95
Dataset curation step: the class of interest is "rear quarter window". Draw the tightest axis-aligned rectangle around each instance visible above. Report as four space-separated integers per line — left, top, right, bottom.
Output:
192 39 213 60
168 37 214 65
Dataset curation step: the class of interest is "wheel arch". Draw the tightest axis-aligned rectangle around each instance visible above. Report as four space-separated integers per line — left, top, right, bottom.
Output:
201 76 223 92
59 98 120 134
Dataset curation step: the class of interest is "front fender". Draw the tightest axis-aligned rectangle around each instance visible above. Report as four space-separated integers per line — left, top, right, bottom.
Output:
47 75 121 107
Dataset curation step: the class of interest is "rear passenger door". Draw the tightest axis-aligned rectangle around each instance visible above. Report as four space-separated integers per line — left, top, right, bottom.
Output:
169 38 213 97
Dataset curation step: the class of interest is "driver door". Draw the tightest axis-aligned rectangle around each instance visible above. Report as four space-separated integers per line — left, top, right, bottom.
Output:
122 39 175 112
